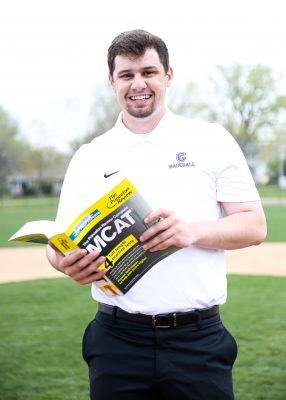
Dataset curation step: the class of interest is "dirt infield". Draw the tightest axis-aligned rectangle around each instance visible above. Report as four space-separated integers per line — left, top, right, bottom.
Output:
0 243 285 283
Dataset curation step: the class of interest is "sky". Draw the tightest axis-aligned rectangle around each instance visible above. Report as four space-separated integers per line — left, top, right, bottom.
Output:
1 0 286 152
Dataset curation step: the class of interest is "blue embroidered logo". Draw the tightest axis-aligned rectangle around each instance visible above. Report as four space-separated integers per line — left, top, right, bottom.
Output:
169 152 195 169
176 152 186 162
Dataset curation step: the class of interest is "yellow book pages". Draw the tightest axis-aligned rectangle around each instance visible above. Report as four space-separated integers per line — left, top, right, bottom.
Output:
49 234 79 256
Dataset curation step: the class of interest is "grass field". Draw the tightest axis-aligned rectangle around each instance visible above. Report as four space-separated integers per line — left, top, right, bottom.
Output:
1 275 285 400
0 196 285 246
264 206 286 241
0 197 58 248
257 184 286 198
1 192 285 399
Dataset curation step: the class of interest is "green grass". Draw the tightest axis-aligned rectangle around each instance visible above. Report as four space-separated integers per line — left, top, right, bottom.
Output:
263 206 286 241
257 184 286 198
0 278 94 400
222 275 286 400
0 275 285 399
0 197 58 247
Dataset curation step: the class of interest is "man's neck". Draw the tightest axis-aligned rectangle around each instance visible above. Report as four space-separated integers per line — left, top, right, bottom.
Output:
122 106 166 134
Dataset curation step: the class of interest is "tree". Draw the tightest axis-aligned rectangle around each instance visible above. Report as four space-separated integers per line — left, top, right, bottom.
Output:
260 128 286 183
69 83 120 153
207 64 286 158
167 81 210 120
168 64 286 180
170 64 286 152
0 106 28 195
20 147 69 195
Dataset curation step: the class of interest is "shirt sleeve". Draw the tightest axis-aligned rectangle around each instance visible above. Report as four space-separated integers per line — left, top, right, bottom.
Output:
214 125 260 202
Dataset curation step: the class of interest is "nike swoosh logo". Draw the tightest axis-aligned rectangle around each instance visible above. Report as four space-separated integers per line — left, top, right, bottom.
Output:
104 170 120 178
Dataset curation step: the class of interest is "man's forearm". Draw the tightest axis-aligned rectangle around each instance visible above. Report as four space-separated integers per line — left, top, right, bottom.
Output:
46 244 63 271
192 210 267 250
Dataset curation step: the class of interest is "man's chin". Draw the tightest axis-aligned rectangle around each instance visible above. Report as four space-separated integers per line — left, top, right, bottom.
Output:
127 106 153 119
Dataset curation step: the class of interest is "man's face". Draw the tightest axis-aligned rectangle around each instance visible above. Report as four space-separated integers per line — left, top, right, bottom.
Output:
109 48 173 120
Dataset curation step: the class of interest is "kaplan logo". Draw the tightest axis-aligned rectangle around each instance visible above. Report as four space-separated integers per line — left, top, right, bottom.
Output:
169 152 195 169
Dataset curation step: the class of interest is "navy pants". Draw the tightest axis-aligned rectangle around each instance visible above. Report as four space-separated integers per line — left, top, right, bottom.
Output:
82 311 237 400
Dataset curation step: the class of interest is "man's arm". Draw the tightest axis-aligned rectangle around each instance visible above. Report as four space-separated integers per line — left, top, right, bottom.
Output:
46 245 107 285
140 200 267 251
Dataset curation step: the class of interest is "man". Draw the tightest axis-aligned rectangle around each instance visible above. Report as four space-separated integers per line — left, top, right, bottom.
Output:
47 29 267 399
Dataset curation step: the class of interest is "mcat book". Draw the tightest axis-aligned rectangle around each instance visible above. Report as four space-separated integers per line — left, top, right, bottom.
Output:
9 178 178 297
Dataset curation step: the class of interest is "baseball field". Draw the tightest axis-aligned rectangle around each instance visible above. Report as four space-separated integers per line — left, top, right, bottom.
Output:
1 195 285 399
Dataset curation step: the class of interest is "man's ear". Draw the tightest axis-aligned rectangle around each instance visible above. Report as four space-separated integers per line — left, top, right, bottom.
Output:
108 74 115 91
166 67 173 87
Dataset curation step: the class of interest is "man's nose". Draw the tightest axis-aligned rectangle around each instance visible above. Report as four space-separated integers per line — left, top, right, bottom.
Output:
130 74 147 90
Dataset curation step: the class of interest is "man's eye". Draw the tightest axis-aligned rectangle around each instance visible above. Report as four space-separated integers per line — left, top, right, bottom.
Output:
144 71 155 76
120 74 132 79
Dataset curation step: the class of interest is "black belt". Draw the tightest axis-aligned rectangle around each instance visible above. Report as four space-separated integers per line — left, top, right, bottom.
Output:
98 303 219 328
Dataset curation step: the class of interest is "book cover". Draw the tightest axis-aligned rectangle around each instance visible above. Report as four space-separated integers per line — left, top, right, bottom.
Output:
9 178 178 297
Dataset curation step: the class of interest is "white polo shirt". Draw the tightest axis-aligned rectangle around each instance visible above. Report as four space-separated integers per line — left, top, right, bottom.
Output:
55 109 260 314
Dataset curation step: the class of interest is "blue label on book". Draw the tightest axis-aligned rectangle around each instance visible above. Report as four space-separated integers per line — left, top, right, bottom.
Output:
69 209 101 240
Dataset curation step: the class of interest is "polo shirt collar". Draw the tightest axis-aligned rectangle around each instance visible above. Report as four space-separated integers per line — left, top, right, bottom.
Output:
113 108 174 147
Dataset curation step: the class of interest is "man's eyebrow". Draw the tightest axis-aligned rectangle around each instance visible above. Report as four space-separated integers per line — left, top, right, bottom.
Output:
117 69 132 75
143 65 159 70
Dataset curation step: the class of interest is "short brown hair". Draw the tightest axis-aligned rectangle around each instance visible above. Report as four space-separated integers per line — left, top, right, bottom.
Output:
108 29 170 77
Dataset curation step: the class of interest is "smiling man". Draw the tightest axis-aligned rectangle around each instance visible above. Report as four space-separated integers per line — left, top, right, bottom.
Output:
46 29 267 400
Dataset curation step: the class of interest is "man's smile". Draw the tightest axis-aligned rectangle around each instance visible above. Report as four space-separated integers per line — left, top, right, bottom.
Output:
129 94 152 101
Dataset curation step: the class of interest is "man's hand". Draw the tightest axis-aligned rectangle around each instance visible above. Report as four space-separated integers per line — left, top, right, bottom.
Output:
140 201 267 252
46 244 107 285
140 209 192 251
